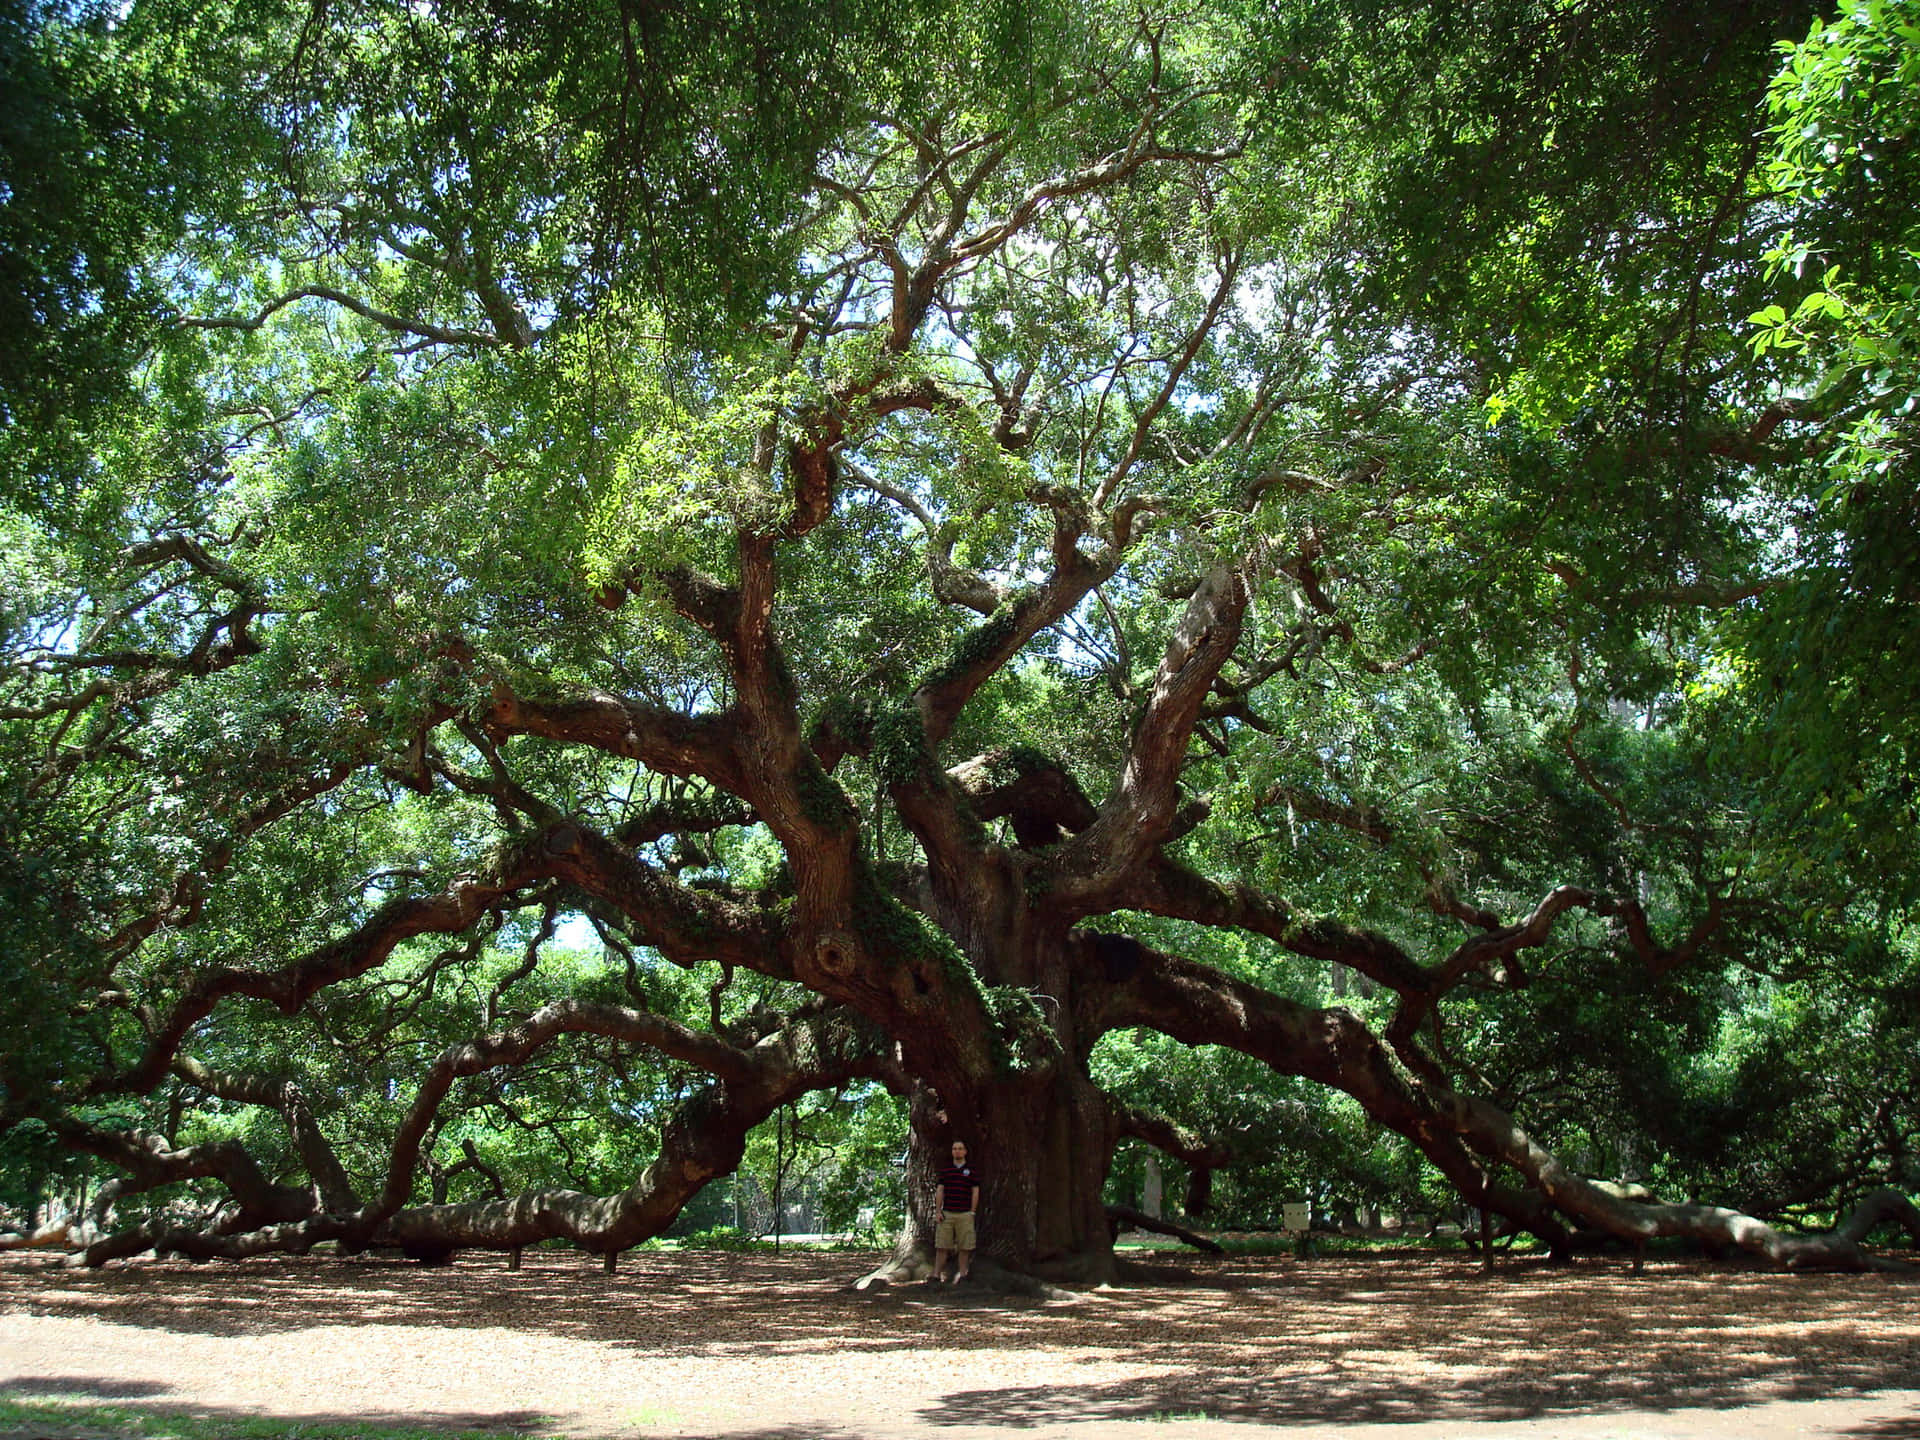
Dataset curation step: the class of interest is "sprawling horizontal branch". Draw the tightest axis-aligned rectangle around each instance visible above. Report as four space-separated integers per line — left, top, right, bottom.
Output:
552 832 798 983
613 791 758 848
374 1004 900 1255
1445 1093 1920 1270
376 998 765 1219
113 835 558 1094
1071 930 1568 1248
1128 861 1745 1092
1108 1100 1234 1172
117 817 792 1097
53 1119 313 1230
1078 928 1919 1271
1107 1205 1224 1254
62 996 900 1266
1124 858 1433 993
182 285 509 348
483 685 746 791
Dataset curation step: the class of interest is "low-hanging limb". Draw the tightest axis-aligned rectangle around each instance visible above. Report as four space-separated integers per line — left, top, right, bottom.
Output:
51 1119 316 1237
108 828 568 1095
1124 858 1733 1090
1106 1206 1224 1254
64 999 902 1266
1441 1092 1920 1271
1108 1099 1235 1174
1077 929 1920 1271
112 814 796 1100
1072 931 1570 1249
1106 1098 1236 1250
369 1001 903 1256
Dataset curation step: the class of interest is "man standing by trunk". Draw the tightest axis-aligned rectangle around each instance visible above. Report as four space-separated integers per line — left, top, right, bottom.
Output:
931 1138 980 1283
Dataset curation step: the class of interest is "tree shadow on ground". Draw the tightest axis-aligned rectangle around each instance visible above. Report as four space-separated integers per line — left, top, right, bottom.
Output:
3 1377 172 1400
0 1388 562 1437
3 1251 1918 1432
921 1334 1920 1428
0 1389 846 1440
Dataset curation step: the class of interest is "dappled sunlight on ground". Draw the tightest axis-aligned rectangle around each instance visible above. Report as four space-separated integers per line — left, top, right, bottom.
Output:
3 1249 1918 1437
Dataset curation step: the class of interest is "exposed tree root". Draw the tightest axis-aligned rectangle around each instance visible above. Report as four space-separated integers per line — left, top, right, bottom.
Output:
852 1243 934 1290
851 1243 1089 1298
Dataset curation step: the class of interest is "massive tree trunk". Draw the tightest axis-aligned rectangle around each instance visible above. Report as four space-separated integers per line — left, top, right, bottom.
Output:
878 1067 1118 1286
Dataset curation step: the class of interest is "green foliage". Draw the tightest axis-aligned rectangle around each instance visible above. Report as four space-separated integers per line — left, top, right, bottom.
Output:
4 0 1917 1266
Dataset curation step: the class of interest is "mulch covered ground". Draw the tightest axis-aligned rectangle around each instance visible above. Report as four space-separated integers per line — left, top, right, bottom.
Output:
3 1246 1919 1439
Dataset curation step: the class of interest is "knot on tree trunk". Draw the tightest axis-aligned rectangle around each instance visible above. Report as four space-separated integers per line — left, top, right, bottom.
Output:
814 931 859 976
543 823 585 857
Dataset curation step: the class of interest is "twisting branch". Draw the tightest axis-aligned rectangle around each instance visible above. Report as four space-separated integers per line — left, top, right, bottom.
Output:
613 789 758 848
946 137 1242 269
948 748 1099 849
369 1002 903 1256
486 900 557 1027
110 828 568 1095
483 683 747 793
1047 556 1257 906
1108 1100 1234 1171
52 1119 314 1231
1106 1206 1224 1253
1440 1091 1920 1271
1070 930 1568 1249
171 1056 361 1213
181 285 507 348
912 552 1119 748
841 454 1008 615
1255 783 1394 847
108 814 796 1105
1124 857 1435 994
99 758 363 962
375 998 761 1219
1092 251 1243 510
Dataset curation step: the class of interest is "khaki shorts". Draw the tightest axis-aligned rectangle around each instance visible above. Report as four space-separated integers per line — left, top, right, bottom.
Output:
934 1210 976 1251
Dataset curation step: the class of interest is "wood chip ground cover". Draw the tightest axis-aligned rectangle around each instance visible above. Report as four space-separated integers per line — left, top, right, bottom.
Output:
3 1249 1918 1439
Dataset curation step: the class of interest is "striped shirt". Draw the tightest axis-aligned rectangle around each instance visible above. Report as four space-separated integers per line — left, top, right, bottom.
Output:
936 1161 979 1212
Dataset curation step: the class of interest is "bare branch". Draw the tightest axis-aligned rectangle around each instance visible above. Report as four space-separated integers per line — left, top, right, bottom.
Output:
181 285 506 348
1093 252 1242 509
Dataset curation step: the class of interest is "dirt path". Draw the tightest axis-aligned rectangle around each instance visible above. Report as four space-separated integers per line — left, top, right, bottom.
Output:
3 1249 1918 1439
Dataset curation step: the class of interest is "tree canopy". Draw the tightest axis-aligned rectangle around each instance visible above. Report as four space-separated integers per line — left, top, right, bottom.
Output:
2 0 1917 1279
